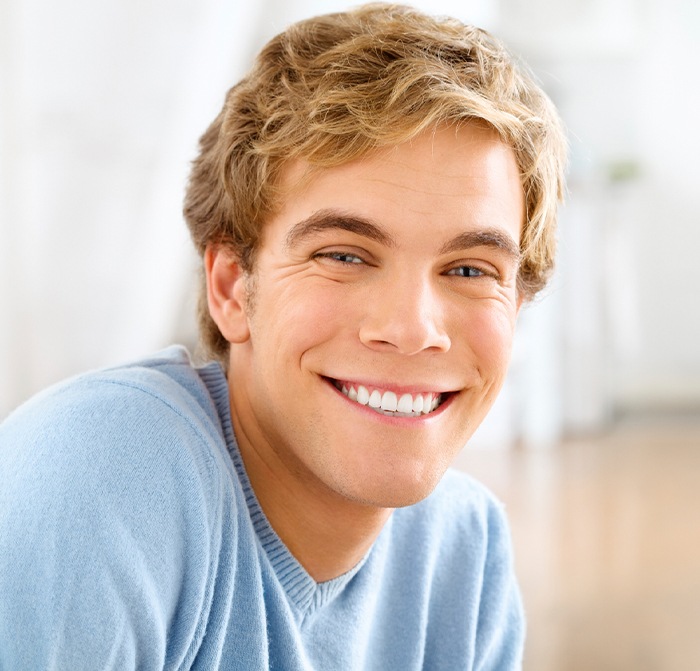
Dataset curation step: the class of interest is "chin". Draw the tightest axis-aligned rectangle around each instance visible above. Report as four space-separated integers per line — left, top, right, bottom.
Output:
337 463 447 509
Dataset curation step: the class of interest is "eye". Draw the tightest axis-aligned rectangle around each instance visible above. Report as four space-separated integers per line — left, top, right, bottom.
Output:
314 251 365 265
445 265 488 278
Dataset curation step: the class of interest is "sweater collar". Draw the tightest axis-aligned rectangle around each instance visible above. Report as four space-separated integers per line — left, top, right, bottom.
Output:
198 359 374 616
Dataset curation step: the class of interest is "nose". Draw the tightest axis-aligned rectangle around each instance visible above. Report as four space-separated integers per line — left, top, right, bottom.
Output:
358 273 451 355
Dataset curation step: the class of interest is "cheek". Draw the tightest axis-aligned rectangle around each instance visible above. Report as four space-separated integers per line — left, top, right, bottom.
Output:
254 283 354 357
457 303 517 373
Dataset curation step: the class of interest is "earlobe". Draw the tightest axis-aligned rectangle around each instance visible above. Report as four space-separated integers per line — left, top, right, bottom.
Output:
205 245 251 344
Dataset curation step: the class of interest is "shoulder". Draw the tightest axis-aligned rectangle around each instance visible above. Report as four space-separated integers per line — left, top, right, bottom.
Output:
385 468 524 668
398 467 511 539
388 467 519 596
0 345 234 546
1 346 225 461
0 347 238 667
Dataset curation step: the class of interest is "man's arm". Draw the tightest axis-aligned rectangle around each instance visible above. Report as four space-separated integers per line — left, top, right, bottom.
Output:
0 377 226 669
474 500 525 670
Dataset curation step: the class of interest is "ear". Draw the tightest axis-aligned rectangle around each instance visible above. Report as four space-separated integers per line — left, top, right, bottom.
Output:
205 245 251 344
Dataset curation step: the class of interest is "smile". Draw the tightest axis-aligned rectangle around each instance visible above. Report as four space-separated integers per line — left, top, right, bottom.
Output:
331 380 444 417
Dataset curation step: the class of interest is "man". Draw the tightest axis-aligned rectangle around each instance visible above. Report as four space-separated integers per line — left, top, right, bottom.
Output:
0 4 566 669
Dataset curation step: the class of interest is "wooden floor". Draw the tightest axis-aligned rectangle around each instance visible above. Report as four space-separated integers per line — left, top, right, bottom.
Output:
454 415 700 671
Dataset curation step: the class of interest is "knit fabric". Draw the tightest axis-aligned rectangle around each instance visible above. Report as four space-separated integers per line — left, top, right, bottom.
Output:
0 346 524 670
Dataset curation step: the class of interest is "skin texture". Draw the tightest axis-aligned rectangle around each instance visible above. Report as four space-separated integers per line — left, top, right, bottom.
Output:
207 123 524 581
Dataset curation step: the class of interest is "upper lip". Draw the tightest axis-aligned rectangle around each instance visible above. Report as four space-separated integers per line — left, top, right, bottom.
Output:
324 375 458 396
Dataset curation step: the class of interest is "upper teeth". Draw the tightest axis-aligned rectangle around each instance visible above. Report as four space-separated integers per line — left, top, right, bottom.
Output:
338 383 441 417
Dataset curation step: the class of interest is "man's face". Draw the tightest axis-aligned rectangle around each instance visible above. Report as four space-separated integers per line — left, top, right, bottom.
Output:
226 123 524 509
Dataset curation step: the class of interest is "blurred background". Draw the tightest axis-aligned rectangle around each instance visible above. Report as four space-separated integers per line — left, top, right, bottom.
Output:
1 0 699 668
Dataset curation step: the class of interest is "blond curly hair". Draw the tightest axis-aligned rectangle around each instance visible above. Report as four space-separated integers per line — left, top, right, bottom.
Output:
183 3 567 362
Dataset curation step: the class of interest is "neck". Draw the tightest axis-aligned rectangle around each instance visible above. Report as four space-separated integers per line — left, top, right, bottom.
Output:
231 410 393 583
260 472 392 583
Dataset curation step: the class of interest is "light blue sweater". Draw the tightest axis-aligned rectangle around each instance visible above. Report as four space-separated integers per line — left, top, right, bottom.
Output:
0 346 524 670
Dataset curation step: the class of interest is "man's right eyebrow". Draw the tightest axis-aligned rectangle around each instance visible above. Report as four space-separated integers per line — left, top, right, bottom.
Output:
284 209 396 250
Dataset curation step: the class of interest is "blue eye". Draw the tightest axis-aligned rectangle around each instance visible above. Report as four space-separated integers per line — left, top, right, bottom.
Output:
446 266 485 277
317 252 364 264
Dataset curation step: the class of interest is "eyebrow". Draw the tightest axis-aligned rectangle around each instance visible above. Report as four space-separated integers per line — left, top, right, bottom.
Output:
438 230 521 260
284 209 396 250
284 208 520 260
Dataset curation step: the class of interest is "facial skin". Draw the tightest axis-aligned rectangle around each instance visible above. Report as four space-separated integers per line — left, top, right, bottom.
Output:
207 123 524 579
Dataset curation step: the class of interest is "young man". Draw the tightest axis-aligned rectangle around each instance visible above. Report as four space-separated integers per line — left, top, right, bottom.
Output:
0 4 566 669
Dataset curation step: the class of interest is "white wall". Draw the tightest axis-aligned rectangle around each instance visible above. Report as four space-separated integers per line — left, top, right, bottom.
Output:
499 0 700 420
2 0 699 435
0 0 265 415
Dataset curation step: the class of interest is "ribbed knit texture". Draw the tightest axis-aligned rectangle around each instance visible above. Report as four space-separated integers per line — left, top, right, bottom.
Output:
0 346 524 670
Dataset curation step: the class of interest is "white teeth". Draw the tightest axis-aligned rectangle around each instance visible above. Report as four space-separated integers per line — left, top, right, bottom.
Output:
381 391 398 411
357 385 370 405
397 393 413 413
337 381 443 417
412 394 424 413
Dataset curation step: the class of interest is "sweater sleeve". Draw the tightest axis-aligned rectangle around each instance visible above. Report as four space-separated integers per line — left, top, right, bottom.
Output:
0 375 228 670
474 498 525 671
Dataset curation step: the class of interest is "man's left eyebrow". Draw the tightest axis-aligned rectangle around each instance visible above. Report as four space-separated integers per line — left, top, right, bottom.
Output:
438 229 521 260
284 209 396 249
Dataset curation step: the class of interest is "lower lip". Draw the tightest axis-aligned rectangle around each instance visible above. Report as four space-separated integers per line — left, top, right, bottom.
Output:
324 378 453 424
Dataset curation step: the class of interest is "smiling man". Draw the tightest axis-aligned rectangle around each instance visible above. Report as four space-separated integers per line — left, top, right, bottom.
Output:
208 124 526 585
0 4 566 669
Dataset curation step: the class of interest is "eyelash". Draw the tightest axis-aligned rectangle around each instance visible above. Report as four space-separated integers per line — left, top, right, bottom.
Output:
314 251 366 265
314 251 499 281
445 265 491 279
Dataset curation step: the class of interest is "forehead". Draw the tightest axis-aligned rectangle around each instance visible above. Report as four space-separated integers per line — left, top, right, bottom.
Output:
264 123 524 249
